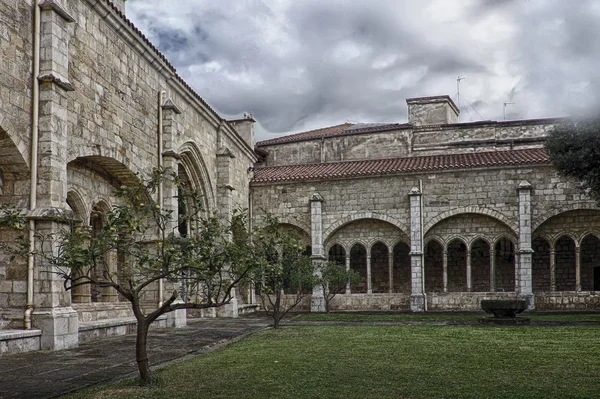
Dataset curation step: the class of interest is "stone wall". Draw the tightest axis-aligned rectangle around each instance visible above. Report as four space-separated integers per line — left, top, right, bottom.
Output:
258 119 558 168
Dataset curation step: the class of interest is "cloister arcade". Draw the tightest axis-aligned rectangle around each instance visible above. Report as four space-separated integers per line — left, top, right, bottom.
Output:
318 210 600 301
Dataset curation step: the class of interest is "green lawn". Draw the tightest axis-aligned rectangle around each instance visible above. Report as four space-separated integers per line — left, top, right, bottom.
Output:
69 325 600 399
294 312 600 323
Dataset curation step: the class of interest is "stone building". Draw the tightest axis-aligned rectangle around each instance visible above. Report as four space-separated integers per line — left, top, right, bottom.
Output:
0 0 257 354
1 0 600 356
251 95 600 313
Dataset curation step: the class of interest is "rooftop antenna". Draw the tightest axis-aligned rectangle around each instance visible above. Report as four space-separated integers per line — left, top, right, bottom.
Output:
503 102 514 120
456 76 465 121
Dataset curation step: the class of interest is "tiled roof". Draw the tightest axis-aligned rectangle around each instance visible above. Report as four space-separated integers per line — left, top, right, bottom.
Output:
252 148 550 183
256 123 354 146
256 122 410 146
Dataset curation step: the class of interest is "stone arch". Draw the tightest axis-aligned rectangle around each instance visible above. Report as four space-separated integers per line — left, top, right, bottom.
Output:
66 189 89 225
549 233 579 248
178 141 216 212
424 207 517 236
323 212 407 242
468 235 493 250
278 217 311 238
533 205 600 231
327 244 346 265
492 235 518 248
0 125 29 174
279 223 311 246
577 230 600 243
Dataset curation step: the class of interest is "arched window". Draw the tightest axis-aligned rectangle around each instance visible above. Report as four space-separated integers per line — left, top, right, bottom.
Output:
494 238 515 292
447 239 467 292
532 237 551 292
580 235 600 291
371 242 389 293
350 244 367 293
393 242 411 293
424 240 443 293
471 239 490 292
328 244 346 265
555 236 576 291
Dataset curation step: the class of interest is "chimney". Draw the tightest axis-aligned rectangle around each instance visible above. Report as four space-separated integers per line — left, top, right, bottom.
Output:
110 0 126 15
406 95 460 126
228 113 256 148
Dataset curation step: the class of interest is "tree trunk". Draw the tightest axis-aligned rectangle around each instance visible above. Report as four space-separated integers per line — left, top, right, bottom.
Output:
135 318 152 384
273 314 280 329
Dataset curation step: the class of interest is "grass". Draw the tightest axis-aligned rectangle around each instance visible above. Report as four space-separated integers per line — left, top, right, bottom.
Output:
67 324 600 399
293 311 600 323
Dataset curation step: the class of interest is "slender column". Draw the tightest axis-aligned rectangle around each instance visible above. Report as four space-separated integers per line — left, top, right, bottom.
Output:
345 255 351 294
443 249 448 293
366 255 372 294
575 246 581 292
516 181 534 309
490 248 496 292
310 193 326 312
409 187 426 311
466 251 472 292
388 252 394 294
550 248 556 291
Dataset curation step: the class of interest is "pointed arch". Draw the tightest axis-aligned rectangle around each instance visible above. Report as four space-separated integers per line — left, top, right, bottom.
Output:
178 141 216 212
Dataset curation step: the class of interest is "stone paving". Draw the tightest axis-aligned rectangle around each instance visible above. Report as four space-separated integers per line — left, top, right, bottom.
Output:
0 315 270 399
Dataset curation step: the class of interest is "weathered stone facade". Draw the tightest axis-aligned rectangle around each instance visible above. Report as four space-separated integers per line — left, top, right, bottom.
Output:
252 95 600 313
0 0 256 354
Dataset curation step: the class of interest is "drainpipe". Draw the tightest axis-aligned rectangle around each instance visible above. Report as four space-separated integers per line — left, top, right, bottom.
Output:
25 0 41 329
419 179 427 311
157 91 165 307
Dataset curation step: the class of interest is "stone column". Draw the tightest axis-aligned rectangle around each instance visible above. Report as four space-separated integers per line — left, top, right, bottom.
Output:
516 181 534 309
388 252 394 294
30 0 79 350
575 246 581 292
366 254 372 294
409 187 426 312
550 248 556 291
216 146 238 317
466 251 472 292
310 193 326 312
345 255 351 294
161 99 186 327
443 249 448 293
490 249 496 292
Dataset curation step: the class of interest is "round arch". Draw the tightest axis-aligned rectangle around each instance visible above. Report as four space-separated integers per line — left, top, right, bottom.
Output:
323 212 408 243
533 205 600 231
424 207 518 236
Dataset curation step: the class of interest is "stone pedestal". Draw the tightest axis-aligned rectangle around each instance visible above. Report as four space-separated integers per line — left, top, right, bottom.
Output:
166 300 187 327
32 307 78 350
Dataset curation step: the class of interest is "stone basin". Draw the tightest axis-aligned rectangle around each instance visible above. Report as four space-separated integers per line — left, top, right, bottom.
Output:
480 300 528 318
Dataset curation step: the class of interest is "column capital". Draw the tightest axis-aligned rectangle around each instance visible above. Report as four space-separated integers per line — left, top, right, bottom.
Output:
39 0 76 23
518 180 532 191
161 98 182 114
310 193 324 202
408 187 422 196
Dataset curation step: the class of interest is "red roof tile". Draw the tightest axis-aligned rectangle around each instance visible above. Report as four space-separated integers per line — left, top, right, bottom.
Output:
256 123 354 146
252 148 550 183
256 122 412 146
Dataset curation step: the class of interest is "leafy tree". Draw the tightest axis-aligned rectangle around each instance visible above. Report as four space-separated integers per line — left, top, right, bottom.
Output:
546 117 600 202
252 215 316 328
0 169 256 385
318 261 360 313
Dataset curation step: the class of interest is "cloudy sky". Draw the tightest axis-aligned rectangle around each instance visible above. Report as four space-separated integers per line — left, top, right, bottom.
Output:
126 0 600 142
